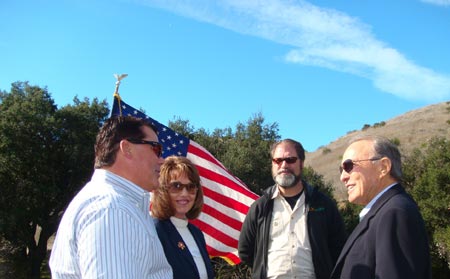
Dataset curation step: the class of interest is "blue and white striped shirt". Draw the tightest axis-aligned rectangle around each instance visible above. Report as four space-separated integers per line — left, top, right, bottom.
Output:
49 169 173 279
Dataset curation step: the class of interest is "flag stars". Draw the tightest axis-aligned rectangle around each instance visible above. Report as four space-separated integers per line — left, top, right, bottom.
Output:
112 100 190 157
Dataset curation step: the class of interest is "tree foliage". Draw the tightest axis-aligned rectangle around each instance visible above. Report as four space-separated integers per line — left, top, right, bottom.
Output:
169 112 280 195
0 82 109 278
403 137 450 277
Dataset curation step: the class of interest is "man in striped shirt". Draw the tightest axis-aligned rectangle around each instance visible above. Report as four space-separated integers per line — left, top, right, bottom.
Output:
50 116 173 278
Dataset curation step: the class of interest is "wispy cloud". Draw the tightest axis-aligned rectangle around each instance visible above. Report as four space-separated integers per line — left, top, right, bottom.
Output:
421 0 450 7
139 0 450 102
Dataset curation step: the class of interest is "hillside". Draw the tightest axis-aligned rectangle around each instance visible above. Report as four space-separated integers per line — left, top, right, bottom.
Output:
305 101 450 201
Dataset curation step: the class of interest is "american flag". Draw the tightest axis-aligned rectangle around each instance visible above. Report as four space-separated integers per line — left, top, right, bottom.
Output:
111 95 259 264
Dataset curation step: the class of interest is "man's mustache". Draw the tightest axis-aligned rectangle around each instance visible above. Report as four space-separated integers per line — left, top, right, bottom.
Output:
277 168 294 175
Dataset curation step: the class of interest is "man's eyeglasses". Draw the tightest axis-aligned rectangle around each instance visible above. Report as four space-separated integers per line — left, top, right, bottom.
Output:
167 181 198 194
272 157 298 164
126 138 163 158
339 157 382 174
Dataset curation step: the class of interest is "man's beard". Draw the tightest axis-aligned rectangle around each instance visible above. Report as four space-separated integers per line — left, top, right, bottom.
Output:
274 170 300 188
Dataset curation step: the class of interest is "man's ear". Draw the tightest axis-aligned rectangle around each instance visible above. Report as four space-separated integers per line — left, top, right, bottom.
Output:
380 157 391 177
119 139 132 158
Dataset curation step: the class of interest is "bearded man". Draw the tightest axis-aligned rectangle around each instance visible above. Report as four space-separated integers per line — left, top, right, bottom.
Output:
238 139 347 279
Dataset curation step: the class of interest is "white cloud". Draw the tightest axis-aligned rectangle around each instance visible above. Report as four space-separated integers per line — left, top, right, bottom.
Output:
139 0 450 102
421 0 450 7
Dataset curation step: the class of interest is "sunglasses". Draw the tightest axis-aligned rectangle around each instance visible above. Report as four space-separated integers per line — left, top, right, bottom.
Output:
126 138 163 158
339 157 382 174
168 181 198 194
272 157 298 164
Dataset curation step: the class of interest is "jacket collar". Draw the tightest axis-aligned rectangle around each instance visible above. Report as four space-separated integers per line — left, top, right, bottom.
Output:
332 183 404 274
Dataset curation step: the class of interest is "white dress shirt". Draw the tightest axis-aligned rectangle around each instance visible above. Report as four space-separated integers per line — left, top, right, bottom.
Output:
49 169 173 279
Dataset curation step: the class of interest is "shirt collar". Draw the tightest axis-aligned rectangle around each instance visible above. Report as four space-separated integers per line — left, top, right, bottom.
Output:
92 169 151 212
271 185 282 199
359 182 397 221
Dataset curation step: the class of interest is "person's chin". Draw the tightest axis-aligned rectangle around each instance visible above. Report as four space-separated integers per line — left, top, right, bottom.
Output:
348 195 361 205
279 183 295 188
277 176 296 187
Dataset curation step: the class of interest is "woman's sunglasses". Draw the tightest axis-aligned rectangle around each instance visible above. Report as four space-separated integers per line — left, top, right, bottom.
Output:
339 157 382 174
168 181 198 194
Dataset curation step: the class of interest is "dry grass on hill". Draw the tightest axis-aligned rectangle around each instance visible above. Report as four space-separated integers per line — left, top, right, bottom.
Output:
305 101 450 201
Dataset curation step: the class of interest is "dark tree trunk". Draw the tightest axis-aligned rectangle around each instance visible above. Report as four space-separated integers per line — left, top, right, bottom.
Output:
28 226 52 279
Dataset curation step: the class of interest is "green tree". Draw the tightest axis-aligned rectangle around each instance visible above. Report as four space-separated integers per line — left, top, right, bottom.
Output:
215 113 279 195
0 82 109 278
169 112 280 195
403 137 450 277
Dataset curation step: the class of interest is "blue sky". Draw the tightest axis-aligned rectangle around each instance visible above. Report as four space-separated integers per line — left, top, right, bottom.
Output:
1 0 449 152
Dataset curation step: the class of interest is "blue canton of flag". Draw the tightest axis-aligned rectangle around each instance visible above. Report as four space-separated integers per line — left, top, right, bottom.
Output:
111 97 189 158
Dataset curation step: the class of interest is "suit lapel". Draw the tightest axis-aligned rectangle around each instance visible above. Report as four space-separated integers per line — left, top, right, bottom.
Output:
332 184 404 275
164 220 198 272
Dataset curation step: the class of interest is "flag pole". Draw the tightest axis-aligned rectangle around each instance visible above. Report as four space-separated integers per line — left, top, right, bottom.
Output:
113 73 128 116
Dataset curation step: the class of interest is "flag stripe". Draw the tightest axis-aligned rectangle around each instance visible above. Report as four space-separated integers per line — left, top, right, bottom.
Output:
205 244 240 265
197 205 240 240
190 218 238 249
188 153 258 206
202 186 250 216
188 143 258 200
197 164 258 202
188 141 227 169
201 196 246 233
200 203 243 232
203 233 236 254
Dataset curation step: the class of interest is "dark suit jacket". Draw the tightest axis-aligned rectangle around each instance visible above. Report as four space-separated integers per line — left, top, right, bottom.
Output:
154 219 214 279
331 184 431 279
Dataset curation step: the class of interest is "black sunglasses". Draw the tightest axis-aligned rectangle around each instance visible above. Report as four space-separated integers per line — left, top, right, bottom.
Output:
168 181 198 194
339 157 382 174
272 157 298 164
126 138 163 158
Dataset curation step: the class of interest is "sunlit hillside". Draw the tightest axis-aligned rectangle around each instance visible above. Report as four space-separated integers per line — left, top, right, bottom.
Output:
305 101 450 201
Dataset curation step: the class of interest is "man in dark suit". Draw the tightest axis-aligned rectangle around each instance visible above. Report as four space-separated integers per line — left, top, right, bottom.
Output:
331 135 431 279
